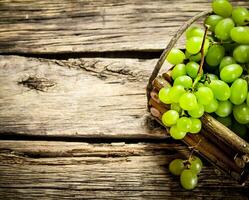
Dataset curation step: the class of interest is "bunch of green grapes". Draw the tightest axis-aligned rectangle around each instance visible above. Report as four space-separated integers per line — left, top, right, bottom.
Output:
169 156 203 190
159 0 249 141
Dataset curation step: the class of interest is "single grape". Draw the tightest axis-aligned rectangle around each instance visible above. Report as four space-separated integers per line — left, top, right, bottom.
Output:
206 45 225 67
186 61 199 78
180 169 198 190
162 110 179 127
171 64 186 80
177 117 192 132
171 103 182 113
215 18 235 41
186 26 204 39
168 85 186 103
219 56 236 71
216 115 232 127
188 104 204 118
179 92 198 111
208 80 231 101
233 103 249 124
204 98 219 113
232 7 249 26
195 86 214 105
189 118 202 134
230 27 249 44
204 15 223 32
230 78 248 105
173 75 193 89
212 0 232 17
169 159 185 176
159 87 172 104
207 74 219 81
196 82 205 89
220 64 243 83
186 36 209 54
233 45 249 63
215 100 233 117
170 125 186 140
231 121 248 139
167 48 186 65
189 156 203 175
185 51 201 62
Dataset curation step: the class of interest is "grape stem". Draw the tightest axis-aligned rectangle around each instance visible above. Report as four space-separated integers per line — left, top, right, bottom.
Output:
192 25 209 90
198 25 209 74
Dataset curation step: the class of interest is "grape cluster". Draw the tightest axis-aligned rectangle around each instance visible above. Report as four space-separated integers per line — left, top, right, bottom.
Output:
159 0 249 140
169 156 203 190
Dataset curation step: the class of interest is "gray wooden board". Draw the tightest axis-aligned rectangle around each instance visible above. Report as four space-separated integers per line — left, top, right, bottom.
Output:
0 0 247 54
0 55 168 138
0 141 248 199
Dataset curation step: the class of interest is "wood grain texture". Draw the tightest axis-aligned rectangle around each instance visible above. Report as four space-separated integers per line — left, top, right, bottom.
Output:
0 0 247 54
0 55 168 138
0 140 248 199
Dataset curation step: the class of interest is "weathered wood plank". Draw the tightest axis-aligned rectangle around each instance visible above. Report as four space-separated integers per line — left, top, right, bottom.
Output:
0 0 247 54
0 55 167 138
0 141 248 199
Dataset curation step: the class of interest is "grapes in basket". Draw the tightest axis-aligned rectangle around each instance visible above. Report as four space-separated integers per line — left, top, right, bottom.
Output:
160 0 249 190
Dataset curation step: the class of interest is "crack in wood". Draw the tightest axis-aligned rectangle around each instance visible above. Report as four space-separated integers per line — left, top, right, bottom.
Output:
18 76 56 92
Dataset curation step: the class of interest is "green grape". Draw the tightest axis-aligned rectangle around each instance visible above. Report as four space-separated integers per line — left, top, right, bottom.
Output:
216 115 232 127
204 98 219 113
171 64 186 80
215 100 233 117
173 75 193 89
168 85 186 103
230 78 248 105
208 80 231 101
186 61 199 78
185 51 201 62
167 48 186 65
189 118 202 134
189 156 203 175
196 82 205 89
162 110 179 127
171 103 182 113
188 104 204 118
232 7 249 26
180 169 198 190
219 56 236 71
212 0 232 18
231 121 247 139
170 125 186 140
215 18 235 41
169 159 185 176
179 92 198 111
233 45 249 63
186 26 204 39
207 74 218 81
177 117 192 132
233 103 249 124
204 15 223 32
186 36 209 54
220 64 243 83
158 87 172 104
230 27 249 44
206 45 225 67
247 93 249 107
195 86 214 105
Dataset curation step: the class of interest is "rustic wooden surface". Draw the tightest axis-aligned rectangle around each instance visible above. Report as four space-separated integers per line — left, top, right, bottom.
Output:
0 0 249 199
0 141 248 199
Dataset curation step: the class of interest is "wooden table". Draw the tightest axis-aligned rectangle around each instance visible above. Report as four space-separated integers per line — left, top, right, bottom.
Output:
0 0 249 199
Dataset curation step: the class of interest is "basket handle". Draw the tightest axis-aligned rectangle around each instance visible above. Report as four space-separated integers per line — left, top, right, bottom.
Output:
146 10 211 109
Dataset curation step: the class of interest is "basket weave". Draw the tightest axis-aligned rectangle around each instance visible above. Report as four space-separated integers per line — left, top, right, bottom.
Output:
146 11 249 184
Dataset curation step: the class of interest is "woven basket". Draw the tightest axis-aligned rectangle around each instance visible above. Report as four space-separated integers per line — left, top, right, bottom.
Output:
146 11 249 184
